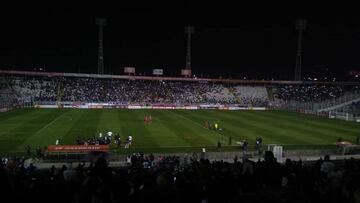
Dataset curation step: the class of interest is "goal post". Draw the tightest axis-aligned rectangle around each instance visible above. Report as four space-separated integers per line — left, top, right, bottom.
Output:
267 144 283 163
267 144 277 151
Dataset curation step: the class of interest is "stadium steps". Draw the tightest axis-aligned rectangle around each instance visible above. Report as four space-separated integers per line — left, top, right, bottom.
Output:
227 87 242 103
56 84 64 103
1 76 20 97
235 95 242 103
266 87 274 101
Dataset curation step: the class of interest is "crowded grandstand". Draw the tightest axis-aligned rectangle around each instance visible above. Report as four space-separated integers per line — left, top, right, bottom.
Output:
2 70 359 111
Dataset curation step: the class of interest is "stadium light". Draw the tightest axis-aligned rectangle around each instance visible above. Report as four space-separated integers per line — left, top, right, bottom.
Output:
185 25 194 70
182 25 195 77
96 17 107 75
295 19 307 81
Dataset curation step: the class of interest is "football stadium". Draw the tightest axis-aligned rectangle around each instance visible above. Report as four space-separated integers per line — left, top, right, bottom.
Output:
1 6 360 203
0 74 360 155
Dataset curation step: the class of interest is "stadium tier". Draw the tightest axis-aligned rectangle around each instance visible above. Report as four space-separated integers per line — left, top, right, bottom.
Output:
2 73 268 106
1 70 359 109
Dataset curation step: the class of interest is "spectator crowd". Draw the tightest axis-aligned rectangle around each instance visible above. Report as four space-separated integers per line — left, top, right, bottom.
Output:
273 84 344 102
2 75 271 107
1 151 360 202
2 74 359 110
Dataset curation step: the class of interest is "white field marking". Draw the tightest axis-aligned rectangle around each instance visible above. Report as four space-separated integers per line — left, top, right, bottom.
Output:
4 144 333 152
167 110 204 128
125 143 334 149
63 116 73 121
32 111 70 136
129 145 239 148
167 110 237 142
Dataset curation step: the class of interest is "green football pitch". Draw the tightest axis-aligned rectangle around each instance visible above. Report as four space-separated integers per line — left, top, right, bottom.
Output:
0 108 359 154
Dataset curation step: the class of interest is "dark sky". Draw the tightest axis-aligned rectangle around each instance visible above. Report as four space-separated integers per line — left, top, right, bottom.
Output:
0 3 359 80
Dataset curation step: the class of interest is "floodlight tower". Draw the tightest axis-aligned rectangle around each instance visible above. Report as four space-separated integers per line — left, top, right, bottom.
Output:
96 18 107 75
295 19 307 81
185 25 194 70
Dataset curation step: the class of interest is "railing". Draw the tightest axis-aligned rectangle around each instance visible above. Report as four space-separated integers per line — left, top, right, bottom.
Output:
328 111 360 122
315 90 360 111
277 90 360 113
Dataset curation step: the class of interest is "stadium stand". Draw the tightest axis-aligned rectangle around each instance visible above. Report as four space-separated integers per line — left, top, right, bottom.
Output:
273 84 344 102
2 74 270 106
2 71 360 119
350 101 360 116
233 86 268 107
2 72 360 112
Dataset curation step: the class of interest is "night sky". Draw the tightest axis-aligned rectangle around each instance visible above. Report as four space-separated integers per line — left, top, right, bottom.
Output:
0 4 359 80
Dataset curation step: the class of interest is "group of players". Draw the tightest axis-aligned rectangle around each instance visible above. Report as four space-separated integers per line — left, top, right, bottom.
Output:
98 131 133 148
203 120 263 154
203 121 222 131
144 115 153 124
55 115 155 148
54 131 134 148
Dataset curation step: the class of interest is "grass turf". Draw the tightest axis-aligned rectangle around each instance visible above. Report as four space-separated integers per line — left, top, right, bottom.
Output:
0 108 359 155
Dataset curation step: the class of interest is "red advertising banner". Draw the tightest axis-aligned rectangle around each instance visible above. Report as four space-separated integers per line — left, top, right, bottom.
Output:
47 145 109 153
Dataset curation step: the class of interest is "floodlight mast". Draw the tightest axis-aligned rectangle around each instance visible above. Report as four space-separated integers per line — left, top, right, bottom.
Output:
185 25 194 70
295 19 306 81
96 18 107 75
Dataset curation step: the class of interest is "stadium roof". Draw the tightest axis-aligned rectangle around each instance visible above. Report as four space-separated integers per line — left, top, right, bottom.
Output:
2 69 360 85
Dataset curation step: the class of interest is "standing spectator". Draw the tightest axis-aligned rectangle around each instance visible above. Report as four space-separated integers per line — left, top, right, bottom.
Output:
258 151 282 189
201 148 206 159
320 155 335 178
243 139 248 154
256 137 262 155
